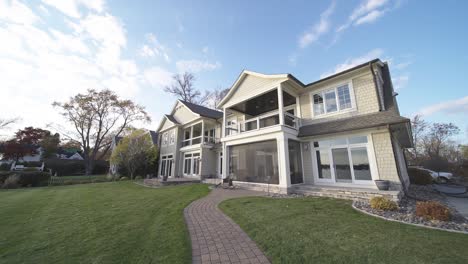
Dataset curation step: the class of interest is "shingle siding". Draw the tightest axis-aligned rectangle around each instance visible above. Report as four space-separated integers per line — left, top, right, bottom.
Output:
299 70 380 125
301 143 314 184
372 131 401 189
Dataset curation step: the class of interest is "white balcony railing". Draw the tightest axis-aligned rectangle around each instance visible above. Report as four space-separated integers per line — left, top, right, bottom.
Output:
226 111 300 136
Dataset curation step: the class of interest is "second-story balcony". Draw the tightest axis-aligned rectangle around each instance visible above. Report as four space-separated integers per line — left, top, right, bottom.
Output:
182 121 221 147
224 87 301 137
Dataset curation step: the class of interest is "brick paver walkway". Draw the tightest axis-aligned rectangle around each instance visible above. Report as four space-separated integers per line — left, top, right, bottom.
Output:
184 188 270 264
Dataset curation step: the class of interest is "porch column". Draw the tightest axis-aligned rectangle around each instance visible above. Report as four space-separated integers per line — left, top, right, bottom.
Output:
201 120 205 144
222 108 226 138
277 134 291 193
222 142 227 179
277 83 284 125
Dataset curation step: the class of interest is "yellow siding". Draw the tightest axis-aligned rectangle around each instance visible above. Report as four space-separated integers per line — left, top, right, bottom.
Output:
299 69 380 125
226 75 287 107
372 131 400 184
173 102 198 124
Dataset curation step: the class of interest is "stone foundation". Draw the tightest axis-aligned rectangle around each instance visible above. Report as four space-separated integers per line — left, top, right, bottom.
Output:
291 185 402 202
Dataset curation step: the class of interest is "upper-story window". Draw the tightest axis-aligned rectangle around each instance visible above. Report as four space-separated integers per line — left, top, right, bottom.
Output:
312 83 354 117
162 132 168 145
169 130 175 145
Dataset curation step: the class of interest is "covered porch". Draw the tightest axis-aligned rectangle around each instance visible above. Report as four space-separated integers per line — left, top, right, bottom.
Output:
222 83 301 137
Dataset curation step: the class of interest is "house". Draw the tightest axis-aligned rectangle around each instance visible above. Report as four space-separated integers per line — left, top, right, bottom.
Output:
109 130 159 176
156 59 412 201
56 148 84 160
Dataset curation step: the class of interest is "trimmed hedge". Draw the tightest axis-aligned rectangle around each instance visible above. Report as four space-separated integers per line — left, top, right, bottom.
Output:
408 168 433 185
0 171 51 189
44 158 109 176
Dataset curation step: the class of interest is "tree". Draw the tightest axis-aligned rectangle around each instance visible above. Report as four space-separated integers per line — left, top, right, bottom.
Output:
110 129 158 179
53 89 150 175
409 115 427 163
40 133 60 159
0 117 19 130
15 127 50 145
422 122 460 158
0 140 32 162
164 72 211 105
207 87 230 109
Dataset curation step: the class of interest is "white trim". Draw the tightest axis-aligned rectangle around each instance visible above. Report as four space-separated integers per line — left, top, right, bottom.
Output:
309 80 357 119
311 133 378 187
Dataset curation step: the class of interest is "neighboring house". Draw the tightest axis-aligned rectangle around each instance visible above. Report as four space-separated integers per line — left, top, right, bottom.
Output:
156 59 413 201
109 130 159 176
0 145 43 164
156 100 223 179
56 148 84 160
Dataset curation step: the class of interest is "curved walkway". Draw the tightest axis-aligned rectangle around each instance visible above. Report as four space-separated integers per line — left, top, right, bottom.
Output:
184 188 270 264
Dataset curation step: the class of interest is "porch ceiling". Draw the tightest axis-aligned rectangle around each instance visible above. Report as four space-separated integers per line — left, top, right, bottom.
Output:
230 90 296 116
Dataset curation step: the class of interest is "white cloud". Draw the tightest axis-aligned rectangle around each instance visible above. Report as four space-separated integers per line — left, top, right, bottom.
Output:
143 67 173 88
392 74 409 90
202 46 209 54
417 96 468 117
394 61 412 70
321 48 384 78
176 60 222 73
336 0 390 32
355 9 386 25
0 0 40 25
0 0 170 133
41 0 105 18
299 1 335 48
138 33 170 62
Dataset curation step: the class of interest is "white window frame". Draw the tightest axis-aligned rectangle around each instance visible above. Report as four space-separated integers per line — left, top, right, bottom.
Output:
311 134 377 187
160 154 174 177
169 130 175 145
183 152 201 176
182 122 203 147
310 81 356 118
162 132 169 146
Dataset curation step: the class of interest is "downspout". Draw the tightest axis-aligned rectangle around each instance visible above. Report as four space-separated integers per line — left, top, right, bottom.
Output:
370 62 383 111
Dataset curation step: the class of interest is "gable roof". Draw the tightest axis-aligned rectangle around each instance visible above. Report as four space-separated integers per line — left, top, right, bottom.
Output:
149 130 158 145
178 100 223 119
165 114 180 125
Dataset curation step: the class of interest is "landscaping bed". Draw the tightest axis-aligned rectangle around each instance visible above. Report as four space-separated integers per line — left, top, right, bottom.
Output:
220 196 468 264
354 185 468 233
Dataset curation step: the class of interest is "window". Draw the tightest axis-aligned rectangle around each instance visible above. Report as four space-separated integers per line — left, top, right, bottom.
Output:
228 140 279 184
183 152 200 176
160 155 173 177
313 135 372 183
312 83 353 116
162 132 168 145
204 128 216 143
169 130 175 145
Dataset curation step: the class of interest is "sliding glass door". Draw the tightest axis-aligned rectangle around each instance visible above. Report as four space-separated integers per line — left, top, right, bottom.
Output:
183 152 200 177
313 135 373 185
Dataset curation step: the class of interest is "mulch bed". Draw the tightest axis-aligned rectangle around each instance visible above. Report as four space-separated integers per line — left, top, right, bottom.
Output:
354 185 468 233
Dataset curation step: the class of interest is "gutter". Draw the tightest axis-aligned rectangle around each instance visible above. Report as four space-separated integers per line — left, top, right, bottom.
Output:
370 62 383 111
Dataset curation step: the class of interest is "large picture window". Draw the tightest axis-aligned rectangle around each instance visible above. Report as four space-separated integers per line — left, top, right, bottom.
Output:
228 140 279 184
312 83 353 116
313 135 372 184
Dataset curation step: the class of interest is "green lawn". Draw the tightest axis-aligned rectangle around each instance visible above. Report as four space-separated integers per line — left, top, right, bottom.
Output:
0 182 210 264
220 196 468 264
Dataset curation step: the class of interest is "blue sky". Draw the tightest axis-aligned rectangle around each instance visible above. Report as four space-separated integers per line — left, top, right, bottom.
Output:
1 0 467 142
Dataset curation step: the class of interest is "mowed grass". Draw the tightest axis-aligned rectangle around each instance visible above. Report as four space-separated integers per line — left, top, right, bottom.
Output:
0 182 210 264
220 197 468 264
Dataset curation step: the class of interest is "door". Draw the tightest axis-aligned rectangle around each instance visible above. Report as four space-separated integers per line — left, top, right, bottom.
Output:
331 148 352 183
218 152 223 177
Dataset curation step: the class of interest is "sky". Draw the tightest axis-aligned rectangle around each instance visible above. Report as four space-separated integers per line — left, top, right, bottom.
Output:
1 0 467 143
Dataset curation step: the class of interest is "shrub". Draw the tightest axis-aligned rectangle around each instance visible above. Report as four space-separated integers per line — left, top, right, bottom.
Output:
23 167 39 171
44 158 109 176
370 197 398 211
416 201 451 221
0 171 51 188
0 163 10 171
408 168 433 185
119 177 128 181
2 174 21 189
135 176 142 180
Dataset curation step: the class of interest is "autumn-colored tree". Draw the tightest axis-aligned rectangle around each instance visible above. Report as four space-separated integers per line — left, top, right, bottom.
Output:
0 127 57 161
53 89 150 175
0 140 32 162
